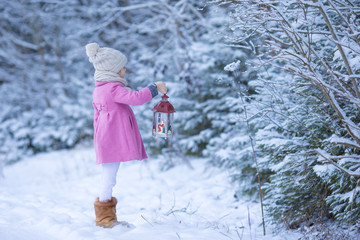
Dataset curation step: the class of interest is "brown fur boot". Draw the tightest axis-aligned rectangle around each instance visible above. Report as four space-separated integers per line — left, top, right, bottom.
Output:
94 197 118 228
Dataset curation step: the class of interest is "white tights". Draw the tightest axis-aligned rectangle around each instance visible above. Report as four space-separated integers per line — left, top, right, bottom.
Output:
99 162 120 202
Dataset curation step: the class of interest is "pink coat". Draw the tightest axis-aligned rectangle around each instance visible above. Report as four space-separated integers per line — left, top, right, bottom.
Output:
92 81 153 164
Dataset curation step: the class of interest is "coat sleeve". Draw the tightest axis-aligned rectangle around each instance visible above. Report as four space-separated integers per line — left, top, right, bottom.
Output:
110 84 153 106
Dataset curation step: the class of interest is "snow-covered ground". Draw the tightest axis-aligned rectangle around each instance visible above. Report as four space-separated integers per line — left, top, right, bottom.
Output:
0 146 302 240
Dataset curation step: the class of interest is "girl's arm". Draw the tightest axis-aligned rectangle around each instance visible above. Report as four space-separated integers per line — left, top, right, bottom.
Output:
110 84 156 106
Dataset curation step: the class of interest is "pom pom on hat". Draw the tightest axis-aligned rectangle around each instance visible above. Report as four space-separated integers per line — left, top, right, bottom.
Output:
85 43 99 60
85 42 127 73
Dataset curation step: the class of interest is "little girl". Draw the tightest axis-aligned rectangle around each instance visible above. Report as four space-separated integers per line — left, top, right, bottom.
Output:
85 43 167 228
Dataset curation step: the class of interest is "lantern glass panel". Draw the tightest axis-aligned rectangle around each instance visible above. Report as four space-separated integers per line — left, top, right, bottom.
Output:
152 112 173 138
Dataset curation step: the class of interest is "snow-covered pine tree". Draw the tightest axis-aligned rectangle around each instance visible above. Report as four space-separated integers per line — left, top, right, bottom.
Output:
173 6 248 159
0 0 98 164
256 73 334 227
216 0 360 227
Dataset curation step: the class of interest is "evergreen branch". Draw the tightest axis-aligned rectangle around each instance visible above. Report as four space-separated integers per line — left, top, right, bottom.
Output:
264 1 360 106
262 109 323 144
279 22 358 102
283 64 360 109
316 150 360 177
326 92 360 146
318 3 360 99
351 179 360 212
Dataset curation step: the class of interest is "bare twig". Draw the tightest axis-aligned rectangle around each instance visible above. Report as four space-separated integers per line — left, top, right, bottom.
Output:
327 0 360 46
220 232 234 239
141 215 154 226
318 3 360 98
232 66 266 236
247 205 252 239
236 228 244 240
232 64 266 236
165 193 197 216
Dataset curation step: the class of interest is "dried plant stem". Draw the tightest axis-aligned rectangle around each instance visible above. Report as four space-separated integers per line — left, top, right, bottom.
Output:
234 70 266 236
141 215 153 226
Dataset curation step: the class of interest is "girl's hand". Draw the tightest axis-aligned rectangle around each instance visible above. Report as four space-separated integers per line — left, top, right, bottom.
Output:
155 81 167 95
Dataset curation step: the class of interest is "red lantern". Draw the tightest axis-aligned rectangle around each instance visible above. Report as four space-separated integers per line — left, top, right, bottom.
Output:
152 94 176 138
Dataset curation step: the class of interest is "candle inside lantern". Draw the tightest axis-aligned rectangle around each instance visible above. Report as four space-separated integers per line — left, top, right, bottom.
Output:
152 94 175 138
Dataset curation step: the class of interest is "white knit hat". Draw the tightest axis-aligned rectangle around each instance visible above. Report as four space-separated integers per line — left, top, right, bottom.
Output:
85 43 127 73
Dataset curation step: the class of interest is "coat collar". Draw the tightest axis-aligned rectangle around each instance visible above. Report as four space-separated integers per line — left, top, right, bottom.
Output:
95 81 123 87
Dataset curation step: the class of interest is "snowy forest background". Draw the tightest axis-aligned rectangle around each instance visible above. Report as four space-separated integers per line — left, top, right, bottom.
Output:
0 0 359 233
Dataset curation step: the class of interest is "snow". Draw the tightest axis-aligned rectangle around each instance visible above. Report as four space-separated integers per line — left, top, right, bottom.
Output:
313 163 337 177
270 155 291 172
329 134 360 149
224 60 241 72
339 187 360 203
0 147 302 240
